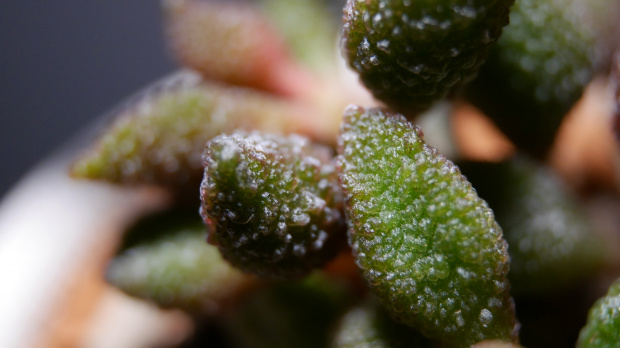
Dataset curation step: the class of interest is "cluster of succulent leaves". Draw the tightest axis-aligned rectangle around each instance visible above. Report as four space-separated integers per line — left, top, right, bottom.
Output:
73 0 620 347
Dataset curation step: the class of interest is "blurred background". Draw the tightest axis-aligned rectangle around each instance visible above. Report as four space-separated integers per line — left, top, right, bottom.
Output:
0 2 176 199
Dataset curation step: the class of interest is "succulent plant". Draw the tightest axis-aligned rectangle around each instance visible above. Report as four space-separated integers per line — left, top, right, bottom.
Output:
72 0 620 346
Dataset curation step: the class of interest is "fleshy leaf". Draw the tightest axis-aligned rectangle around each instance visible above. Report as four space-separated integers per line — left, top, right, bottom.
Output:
459 158 607 295
106 209 253 314
341 0 513 115
577 278 620 348
164 0 304 96
332 298 433 348
200 132 345 278
223 273 353 348
337 106 518 347
259 0 341 72
72 71 319 190
464 0 597 157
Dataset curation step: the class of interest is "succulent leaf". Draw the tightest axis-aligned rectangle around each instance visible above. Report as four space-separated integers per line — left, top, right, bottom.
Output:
106 209 252 314
332 298 433 348
72 72 317 189
259 0 341 72
164 0 302 96
200 132 345 278
337 106 518 346
577 278 620 348
465 0 597 157
459 158 607 295
341 0 513 115
224 273 353 348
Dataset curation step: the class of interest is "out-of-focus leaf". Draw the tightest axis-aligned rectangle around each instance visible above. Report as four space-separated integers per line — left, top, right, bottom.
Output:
332 298 433 348
164 0 304 96
72 72 319 190
465 0 597 157
224 273 354 348
107 209 253 314
460 158 607 295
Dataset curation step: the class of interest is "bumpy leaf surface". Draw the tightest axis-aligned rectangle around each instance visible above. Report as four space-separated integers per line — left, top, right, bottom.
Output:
341 0 513 115
72 72 312 190
106 210 252 314
333 299 432 348
201 132 345 278
338 106 518 346
460 159 606 295
577 278 620 348
465 0 596 157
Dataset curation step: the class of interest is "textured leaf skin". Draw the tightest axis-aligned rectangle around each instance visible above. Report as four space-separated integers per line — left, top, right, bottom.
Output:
201 132 345 278
72 72 311 190
577 278 620 348
332 299 432 348
224 273 353 348
341 0 513 115
459 159 606 295
106 210 252 314
465 0 596 157
337 106 518 346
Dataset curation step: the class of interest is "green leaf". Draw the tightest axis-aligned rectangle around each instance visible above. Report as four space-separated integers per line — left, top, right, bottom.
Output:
337 106 518 347
259 0 341 72
72 73 315 189
332 298 433 348
577 278 620 348
106 209 252 314
201 132 345 278
464 0 597 157
341 0 513 115
224 273 354 348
